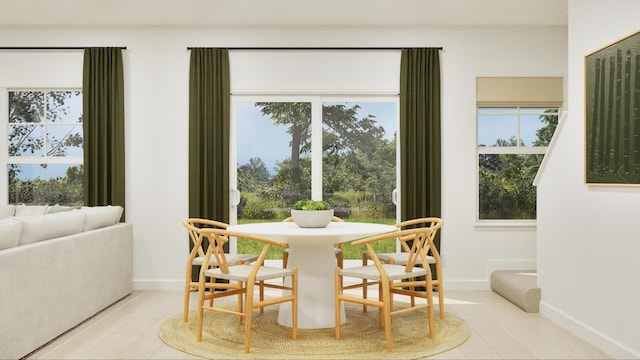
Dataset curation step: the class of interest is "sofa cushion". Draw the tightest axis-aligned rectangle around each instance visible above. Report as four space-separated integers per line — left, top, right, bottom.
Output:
18 210 86 246
0 205 16 219
0 217 22 250
15 204 49 217
82 206 123 231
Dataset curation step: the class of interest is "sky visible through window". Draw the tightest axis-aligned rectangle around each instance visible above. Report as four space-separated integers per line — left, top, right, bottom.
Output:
478 109 550 147
236 101 397 176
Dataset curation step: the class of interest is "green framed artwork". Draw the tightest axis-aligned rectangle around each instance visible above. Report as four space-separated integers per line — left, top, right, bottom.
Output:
585 29 640 185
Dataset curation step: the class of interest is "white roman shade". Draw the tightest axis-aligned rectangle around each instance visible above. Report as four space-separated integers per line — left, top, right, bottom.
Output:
476 77 563 107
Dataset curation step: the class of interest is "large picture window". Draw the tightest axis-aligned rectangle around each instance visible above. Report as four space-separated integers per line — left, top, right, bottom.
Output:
232 96 399 258
233 97 398 222
6 89 83 205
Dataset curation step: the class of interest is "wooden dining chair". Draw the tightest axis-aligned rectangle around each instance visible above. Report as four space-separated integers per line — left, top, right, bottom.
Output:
361 217 445 318
195 227 298 353
336 227 436 352
281 216 344 268
182 218 260 323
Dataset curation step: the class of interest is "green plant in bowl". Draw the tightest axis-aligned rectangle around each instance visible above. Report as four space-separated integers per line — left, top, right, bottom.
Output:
292 200 332 211
291 200 334 227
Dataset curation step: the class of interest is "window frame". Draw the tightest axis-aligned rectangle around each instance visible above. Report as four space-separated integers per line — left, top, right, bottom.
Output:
475 106 558 227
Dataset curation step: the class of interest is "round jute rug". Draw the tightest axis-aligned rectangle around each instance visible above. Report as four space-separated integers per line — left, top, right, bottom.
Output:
158 302 470 359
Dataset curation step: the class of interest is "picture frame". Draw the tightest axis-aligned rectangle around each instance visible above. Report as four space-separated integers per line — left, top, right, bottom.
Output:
584 29 640 185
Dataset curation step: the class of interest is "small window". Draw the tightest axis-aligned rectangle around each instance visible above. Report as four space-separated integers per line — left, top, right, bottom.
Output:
7 89 83 205
477 107 558 220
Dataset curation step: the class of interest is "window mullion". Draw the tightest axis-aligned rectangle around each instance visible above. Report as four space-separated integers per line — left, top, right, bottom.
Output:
311 97 322 200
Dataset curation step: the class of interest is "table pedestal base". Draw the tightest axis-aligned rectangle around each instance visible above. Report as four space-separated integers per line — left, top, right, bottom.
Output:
278 244 346 329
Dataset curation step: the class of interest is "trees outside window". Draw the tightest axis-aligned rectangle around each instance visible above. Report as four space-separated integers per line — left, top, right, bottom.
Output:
477 107 558 220
6 89 83 205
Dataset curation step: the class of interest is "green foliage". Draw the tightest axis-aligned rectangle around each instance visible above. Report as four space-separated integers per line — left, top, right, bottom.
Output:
324 194 351 218
292 199 332 210
241 200 278 220
237 157 270 192
9 165 84 206
265 157 311 206
478 154 539 219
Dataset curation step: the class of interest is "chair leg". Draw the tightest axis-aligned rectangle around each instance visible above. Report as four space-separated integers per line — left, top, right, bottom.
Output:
335 267 342 340
183 279 192 323
361 252 368 312
282 250 288 268
237 285 243 326
381 282 393 352
208 277 215 308
427 283 435 339
378 283 384 328
259 280 265 313
291 268 298 340
196 282 206 342
437 281 444 319
244 282 254 354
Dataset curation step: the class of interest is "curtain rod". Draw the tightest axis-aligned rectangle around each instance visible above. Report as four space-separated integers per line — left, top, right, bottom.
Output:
0 46 127 50
187 46 442 51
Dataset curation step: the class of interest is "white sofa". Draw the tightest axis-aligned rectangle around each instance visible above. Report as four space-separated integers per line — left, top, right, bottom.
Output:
0 205 133 359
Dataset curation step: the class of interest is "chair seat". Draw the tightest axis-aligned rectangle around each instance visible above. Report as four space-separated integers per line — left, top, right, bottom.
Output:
205 264 295 282
193 253 259 266
339 264 427 281
374 252 435 265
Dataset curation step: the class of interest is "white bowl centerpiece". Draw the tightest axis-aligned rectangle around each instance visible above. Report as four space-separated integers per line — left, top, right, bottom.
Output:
290 200 334 228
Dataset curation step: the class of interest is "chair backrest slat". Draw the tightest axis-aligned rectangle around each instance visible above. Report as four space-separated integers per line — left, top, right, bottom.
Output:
395 217 443 262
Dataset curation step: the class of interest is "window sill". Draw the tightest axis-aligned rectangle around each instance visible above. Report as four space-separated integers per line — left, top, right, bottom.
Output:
474 221 537 230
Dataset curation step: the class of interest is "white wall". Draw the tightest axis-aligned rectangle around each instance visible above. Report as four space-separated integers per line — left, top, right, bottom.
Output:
0 25 566 291
536 1 640 358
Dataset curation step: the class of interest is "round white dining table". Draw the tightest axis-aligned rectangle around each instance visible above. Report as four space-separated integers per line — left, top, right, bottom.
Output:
227 221 395 329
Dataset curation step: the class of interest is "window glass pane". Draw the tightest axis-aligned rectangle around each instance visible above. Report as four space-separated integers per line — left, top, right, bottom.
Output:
236 101 312 222
46 124 83 157
520 108 558 147
8 124 45 156
478 153 542 220
46 91 82 124
527 109 558 147
8 163 83 205
478 111 517 147
322 102 397 222
520 114 545 146
8 91 44 123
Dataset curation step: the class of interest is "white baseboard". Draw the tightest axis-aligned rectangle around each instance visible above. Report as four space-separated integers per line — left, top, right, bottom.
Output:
134 280 183 291
540 301 638 359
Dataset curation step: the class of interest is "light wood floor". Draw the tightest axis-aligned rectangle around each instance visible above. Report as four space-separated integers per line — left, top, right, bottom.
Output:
27 266 611 359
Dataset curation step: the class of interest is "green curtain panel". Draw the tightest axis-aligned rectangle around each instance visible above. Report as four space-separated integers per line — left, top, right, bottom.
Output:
399 48 442 251
82 47 125 220
188 48 230 223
